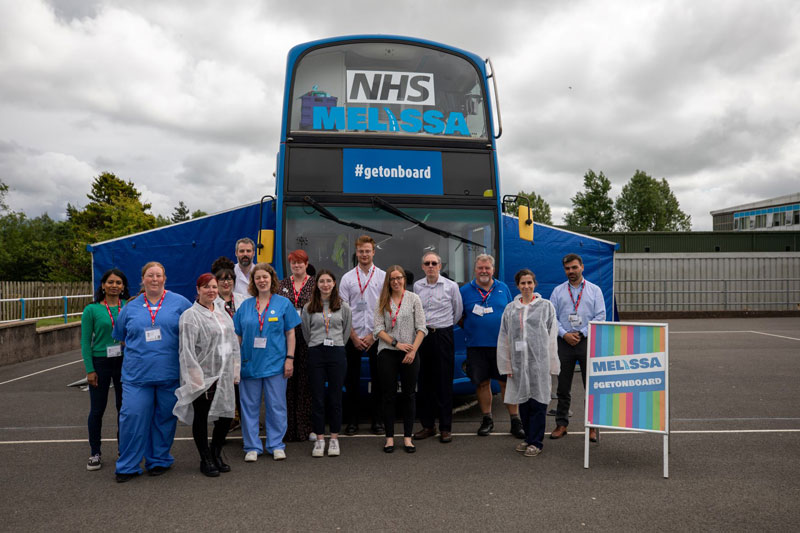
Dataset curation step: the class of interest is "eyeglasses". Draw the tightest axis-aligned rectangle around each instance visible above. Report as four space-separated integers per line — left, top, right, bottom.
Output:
390 276 405 282
423 261 439 266
218 278 234 283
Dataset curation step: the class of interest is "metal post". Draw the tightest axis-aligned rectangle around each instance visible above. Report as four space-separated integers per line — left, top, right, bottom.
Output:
20 298 25 321
723 279 727 311
63 296 68 324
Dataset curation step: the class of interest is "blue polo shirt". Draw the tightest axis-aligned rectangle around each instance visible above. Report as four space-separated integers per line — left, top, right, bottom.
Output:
112 291 192 385
459 279 512 347
234 294 301 379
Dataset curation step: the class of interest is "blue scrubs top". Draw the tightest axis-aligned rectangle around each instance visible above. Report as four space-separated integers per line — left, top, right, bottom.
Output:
113 291 192 385
459 279 512 347
234 295 301 379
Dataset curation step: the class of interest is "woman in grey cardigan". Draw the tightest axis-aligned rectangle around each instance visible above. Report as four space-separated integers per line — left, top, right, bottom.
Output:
374 265 427 453
301 270 352 458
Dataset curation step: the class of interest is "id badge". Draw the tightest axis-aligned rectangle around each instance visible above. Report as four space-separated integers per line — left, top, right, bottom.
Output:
323 338 335 347
296 309 302 318
483 306 493 314
106 344 122 357
569 313 582 327
514 341 526 352
145 327 162 342
355 300 368 311
472 304 484 316
254 337 267 349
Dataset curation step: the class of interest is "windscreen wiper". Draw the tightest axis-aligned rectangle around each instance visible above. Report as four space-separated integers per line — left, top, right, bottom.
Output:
371 197 486 249
303 196 392 236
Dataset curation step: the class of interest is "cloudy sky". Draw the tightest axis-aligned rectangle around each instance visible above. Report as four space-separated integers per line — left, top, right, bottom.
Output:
1 0 798 229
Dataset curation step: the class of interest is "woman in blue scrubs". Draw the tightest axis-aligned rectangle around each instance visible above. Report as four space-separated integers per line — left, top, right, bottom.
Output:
234 263 300 462
112 261 192 482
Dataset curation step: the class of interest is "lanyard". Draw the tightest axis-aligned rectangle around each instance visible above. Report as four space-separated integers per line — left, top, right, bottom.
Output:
292 275 309 307
356 266 375 297
475 282 494 305
256 296 272 333
145 292 166 326
103 300 121 328
567 281 585 312
323 305 331 337
390 290 405 329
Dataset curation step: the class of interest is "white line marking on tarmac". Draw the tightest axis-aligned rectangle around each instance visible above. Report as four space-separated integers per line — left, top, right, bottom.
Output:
747 331 800 342
0 359 83 386
671 330 800 341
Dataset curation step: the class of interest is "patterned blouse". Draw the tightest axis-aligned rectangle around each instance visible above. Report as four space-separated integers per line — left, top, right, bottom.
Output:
373 291 428 352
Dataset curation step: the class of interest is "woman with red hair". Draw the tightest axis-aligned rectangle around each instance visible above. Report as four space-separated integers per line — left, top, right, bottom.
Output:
278 249 315 442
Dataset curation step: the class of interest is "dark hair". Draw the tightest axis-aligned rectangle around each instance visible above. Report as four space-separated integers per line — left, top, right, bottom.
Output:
562 253 583 266
378 265 406 314
514 268 537 287
211 256 235 275
248 263 279 296
94 268 131 302
306 269 341 314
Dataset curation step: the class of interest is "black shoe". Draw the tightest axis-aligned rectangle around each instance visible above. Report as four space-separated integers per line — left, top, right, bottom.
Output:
383 444 394 453
115 472 137 483
210 444 230 473
372 423 385 436
404 445 416 454
200 450 220 477
477 416 494 436
344 424 358 436
510 417 526 439
147 465 170 476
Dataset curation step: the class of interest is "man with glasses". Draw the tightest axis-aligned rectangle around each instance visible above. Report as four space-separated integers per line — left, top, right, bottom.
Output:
339 235 386 436
233 237 256 303
459 254 525 438
412 252 463 443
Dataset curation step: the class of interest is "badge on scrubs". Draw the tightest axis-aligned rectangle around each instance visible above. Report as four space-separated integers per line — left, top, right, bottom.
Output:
323 338 335 347
145 327 162 342
514 341 526 352
569 313 582 327
472 304 484 316
254 337 267 349
106 344 122 357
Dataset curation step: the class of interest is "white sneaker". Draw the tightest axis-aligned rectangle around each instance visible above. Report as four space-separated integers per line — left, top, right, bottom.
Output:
308 432 317 442
524 445 542 457
312 439 325 457
86 454 102 471
244 451 258 462
273 448 286 461
327 438 340 457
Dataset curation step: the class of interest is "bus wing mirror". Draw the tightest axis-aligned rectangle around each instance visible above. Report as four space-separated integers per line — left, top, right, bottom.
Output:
257 229 274 263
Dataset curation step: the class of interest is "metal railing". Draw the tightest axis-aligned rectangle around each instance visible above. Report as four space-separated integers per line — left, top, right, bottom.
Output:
615 278 800 312
0 294 93 324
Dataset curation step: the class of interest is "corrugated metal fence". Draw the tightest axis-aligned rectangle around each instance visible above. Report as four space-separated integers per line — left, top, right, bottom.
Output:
615 253 800 312
0 281 93 322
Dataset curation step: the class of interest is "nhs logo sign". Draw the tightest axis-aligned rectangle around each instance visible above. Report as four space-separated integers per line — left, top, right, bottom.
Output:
346 70 435 105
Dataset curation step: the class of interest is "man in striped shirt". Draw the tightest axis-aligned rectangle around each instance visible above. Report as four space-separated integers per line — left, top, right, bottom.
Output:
412 252 463 443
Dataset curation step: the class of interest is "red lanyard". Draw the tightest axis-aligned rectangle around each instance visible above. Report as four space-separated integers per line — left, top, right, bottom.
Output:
390 290 405 329
292 276 309 307
567 281 585 312
356 266 375 296
103 300 121 328
256 296 272 333
475 282 494 305
145 292 166 326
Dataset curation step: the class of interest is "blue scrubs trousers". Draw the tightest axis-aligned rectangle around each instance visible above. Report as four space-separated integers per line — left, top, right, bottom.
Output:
115 380 179 474
240 375 287 454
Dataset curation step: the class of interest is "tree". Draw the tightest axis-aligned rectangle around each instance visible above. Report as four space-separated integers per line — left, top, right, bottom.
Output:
0 212 67 280
563 170 616 231
171 201 190 223
503 190 553 225
191 209 208 219
0 180 8 212
615 170 692 231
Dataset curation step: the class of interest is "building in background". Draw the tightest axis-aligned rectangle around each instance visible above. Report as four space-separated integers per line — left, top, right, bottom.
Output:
711 193 800 231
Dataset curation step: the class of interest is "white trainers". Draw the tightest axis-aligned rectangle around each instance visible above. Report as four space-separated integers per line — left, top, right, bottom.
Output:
524 445 542 457
87 454 102 471
244 451 258 462
312 439 325 457
327 438 340 457
514 442 528 453
273 448 286 461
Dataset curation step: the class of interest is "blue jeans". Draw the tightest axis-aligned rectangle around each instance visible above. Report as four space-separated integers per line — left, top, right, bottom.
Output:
520 398 548 449
87 355 123 456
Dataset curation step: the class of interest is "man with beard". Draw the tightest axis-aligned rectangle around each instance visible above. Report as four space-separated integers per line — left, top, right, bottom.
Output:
233 237 256 303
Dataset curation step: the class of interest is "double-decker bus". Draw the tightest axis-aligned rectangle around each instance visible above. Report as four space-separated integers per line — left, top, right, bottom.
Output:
266 35 510 284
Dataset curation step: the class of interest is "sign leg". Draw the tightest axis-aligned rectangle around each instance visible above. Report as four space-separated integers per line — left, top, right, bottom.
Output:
584 427 590 469
663 434 669 478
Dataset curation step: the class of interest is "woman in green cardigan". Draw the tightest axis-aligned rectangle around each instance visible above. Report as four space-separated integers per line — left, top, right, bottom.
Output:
81 268 131 471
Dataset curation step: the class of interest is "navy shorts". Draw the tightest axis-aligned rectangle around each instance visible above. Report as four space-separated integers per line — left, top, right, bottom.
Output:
466 346 506 386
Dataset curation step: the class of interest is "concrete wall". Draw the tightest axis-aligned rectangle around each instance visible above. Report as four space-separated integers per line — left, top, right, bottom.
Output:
0 321 81 367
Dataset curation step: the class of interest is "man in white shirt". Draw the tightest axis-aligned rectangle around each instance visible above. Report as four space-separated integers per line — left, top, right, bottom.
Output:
338 235 386 436
412 252 463 443
549 253 606 443
233 237 255 303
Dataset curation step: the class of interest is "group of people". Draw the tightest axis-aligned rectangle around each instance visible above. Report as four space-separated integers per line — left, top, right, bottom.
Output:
80 233 605 482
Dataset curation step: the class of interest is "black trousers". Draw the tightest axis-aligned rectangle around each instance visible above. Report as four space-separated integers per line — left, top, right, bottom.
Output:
417 326 455 431
87 355 123 456
377 349 420 438
555 336 588 427
191 384 231 457
307 344 347 435
343 340 382 426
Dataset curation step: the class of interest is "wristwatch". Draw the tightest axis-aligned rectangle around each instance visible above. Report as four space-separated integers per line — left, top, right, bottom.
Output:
391 338 398 347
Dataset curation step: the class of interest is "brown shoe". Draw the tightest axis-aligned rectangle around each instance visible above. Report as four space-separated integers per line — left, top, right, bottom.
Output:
439 431 452 443
589 428 599 443
550 425 568 439
413 426 437 440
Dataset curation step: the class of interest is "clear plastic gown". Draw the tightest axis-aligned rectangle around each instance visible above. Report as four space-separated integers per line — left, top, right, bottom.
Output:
496 293 560 405
173 300 241 424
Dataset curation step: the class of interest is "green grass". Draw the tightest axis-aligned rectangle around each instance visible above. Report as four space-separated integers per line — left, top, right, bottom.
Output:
35 316 81 328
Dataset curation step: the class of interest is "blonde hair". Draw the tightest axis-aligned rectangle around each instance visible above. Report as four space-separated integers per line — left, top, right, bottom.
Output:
378 265 406 314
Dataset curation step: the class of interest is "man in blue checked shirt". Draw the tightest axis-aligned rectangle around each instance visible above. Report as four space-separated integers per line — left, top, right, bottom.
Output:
548 253 605 443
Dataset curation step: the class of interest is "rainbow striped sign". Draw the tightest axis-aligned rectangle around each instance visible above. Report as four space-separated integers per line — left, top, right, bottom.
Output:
585 322 669 434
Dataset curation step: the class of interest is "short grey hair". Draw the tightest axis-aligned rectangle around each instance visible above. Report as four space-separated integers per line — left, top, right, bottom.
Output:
235 237 255 252
421 251 442 264
474 254 495 268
